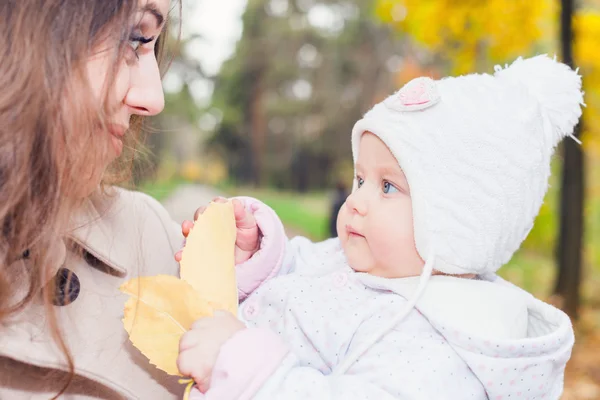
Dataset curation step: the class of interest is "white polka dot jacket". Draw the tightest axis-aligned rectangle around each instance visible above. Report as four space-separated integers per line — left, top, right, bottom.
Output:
189 197 574 400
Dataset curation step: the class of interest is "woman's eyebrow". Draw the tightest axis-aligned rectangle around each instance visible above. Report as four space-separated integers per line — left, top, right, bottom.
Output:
141 2 165 29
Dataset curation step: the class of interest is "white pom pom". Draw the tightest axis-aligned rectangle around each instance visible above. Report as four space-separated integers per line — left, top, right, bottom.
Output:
494 54 584 146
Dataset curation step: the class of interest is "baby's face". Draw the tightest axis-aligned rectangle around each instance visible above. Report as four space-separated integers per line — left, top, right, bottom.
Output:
337 132 424 278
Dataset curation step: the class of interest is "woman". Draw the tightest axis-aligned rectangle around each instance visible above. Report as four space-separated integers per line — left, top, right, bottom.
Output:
0 0 185 398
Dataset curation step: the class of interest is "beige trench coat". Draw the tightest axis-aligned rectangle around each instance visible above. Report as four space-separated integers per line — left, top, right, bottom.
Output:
0 188 186 399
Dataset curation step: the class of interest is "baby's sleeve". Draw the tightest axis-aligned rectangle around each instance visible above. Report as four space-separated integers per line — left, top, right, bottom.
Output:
233 196 287 301
233 196 342 300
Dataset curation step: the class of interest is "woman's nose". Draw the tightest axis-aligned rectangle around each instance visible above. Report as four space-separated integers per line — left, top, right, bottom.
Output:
124 56 165 116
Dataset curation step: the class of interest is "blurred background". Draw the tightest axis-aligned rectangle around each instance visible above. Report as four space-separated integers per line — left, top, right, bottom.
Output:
137 1 600 397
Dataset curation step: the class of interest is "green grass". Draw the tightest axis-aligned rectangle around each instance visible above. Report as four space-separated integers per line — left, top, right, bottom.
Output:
221 186 330 241
257 194 328 240
499 250 556 299
138 178 188 202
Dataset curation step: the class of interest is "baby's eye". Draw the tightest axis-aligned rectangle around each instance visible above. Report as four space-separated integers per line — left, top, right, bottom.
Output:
356 176 365 188
383 181 399 194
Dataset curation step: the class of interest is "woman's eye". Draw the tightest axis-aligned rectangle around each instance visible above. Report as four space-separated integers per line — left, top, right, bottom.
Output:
128 40 141 53
356 176 364 188
383 181 399 194
128 34 154 58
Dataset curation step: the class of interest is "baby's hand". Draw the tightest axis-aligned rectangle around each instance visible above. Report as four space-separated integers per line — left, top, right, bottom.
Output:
175 197 261 265
177 310 245 393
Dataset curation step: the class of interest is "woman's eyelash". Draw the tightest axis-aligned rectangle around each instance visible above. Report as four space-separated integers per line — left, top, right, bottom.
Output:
127 34 155 59
130 35 154 45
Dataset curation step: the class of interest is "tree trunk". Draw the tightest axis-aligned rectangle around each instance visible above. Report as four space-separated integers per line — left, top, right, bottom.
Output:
554 0 584 319
249 72 266 187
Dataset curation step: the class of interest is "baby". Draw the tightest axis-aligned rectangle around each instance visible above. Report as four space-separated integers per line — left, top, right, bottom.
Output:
176 55 581 400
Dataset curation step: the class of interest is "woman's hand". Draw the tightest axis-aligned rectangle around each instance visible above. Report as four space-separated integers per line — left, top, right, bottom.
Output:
175 197 261 264
177 311 246 393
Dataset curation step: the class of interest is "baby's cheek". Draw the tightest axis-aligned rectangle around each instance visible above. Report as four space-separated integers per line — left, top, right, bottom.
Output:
369 235 396 265
369 224 414 269
382 237 424 277
336 202 349 241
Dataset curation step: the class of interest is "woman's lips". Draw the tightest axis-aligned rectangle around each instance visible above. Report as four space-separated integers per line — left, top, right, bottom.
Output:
108 124 127 155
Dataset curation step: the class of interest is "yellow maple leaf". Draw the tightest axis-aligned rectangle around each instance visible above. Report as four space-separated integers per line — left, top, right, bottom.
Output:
120 275 213 376
119 200 238 380
179 200 238 316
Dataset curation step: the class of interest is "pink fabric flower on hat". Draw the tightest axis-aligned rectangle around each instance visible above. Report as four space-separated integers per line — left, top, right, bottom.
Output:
384 77 441 112
399 80 429 105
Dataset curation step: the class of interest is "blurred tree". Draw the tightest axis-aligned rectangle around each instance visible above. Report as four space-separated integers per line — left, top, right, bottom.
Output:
208 0 402 190
207 0 271 186
555 0 584 319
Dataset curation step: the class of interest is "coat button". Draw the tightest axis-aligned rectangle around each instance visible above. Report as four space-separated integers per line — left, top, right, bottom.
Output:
243 301 260 320
332 272 349 288
52 268 80 306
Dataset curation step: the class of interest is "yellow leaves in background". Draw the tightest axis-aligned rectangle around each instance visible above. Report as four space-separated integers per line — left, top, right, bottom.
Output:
375 0 553 74
575 11 600 73
179 158 228 185
575 10 600 156
120 201 237 376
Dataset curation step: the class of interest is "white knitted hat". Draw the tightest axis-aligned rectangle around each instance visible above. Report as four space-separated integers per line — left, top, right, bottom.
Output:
350 55 584 276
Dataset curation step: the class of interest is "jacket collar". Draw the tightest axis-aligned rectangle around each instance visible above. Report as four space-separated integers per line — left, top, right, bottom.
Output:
66 188 134 276
355 272 531 340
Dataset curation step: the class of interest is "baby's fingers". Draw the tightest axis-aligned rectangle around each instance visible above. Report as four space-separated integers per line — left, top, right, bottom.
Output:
193 197 229 222
193 206 207 222
232 199 257 229
182 220 194 237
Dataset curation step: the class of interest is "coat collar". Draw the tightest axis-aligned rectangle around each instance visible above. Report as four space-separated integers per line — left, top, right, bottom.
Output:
16 188 129 292
66 188 136 276
355 272 531 340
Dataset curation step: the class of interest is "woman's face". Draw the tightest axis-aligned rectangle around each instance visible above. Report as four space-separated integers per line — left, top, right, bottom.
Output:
83 0 169 191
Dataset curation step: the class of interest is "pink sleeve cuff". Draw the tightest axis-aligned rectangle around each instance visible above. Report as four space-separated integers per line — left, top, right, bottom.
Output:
233 197 287 301
196 328 289 400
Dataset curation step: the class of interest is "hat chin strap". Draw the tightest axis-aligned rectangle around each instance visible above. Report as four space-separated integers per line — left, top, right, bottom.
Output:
332 249 436 375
